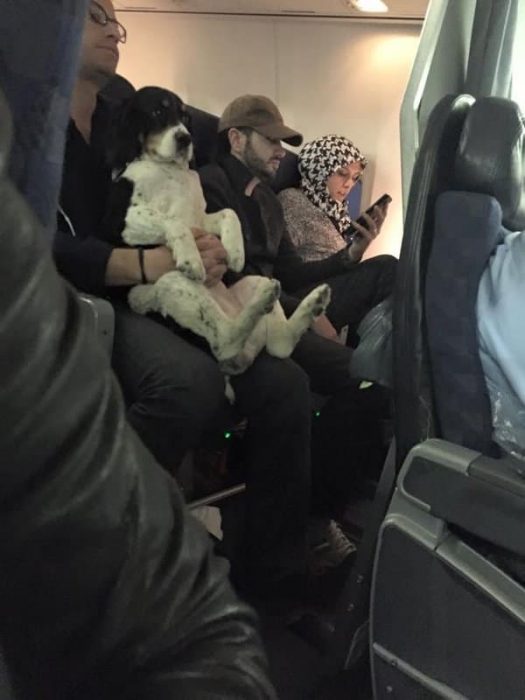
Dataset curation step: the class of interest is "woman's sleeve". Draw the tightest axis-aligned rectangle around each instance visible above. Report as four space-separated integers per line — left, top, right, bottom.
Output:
278 188 306 250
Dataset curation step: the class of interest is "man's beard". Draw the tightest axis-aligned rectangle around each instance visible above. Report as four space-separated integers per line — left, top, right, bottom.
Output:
243 139 275 183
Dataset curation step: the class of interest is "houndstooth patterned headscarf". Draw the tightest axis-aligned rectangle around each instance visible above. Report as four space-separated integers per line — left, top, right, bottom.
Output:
298 135 368 235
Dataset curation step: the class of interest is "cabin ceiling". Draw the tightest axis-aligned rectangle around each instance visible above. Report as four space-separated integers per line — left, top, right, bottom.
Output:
116 0 429 21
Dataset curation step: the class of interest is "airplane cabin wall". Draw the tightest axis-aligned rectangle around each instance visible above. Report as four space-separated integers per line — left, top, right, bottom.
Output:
117 12 420 257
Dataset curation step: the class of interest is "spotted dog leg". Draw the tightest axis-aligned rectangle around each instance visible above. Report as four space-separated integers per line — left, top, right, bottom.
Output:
202 209 245 273
130 272 280 363
264 283 331 357
165 219 206 282
122 206 205 282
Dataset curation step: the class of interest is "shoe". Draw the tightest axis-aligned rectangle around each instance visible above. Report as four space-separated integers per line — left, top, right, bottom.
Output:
309 519 357 573
287 611 335 652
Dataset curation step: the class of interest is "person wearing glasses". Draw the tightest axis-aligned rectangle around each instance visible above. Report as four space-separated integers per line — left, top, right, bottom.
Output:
54 0 346 602
280 135 371 262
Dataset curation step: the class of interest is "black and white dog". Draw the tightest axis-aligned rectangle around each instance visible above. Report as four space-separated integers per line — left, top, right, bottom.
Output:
105 87 330 374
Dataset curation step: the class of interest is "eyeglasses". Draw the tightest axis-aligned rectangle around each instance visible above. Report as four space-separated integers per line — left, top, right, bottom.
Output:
89 2 127 44
335 167 363 184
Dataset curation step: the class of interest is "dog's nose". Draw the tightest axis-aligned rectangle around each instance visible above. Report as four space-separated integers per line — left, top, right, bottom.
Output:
175 133 192 149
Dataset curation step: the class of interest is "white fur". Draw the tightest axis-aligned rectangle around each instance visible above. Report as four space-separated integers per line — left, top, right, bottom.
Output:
119 123 330 375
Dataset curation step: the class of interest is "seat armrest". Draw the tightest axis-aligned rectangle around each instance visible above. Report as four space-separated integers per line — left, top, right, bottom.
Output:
78 294 114 355
399 438 525 557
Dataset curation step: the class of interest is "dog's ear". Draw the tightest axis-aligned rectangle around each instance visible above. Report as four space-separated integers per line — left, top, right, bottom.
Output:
106 96 145 173
182 102 192 135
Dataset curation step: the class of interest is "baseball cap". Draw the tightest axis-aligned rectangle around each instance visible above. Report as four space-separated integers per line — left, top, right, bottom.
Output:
219 95 303 147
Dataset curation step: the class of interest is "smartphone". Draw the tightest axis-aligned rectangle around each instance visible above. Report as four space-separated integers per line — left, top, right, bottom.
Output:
345 193 392 241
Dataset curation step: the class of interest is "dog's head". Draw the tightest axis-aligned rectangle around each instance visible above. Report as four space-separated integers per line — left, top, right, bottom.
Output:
109 87 193 171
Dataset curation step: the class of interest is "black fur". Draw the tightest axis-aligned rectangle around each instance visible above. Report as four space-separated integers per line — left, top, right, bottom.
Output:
103 86 192 243
106 86 191 173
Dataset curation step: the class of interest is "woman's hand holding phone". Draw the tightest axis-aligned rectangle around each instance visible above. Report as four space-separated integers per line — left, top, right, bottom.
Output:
347 195 390 263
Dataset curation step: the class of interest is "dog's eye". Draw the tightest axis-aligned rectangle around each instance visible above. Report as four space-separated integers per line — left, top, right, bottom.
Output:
151 99 171 119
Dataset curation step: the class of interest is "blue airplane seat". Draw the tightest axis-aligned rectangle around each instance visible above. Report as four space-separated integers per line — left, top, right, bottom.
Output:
371 97 525 700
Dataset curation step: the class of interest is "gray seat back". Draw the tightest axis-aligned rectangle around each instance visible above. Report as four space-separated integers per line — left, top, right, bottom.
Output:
427 191 500 454
371 96 525 700
326 96 476 673
427 96 525 454
393 94 474 467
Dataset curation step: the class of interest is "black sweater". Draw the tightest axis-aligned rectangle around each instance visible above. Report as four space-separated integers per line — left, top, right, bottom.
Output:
53 98 114 295
199 155 355 312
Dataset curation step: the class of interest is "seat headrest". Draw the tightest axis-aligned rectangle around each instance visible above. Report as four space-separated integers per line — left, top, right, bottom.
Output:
272 151 301 193
0 89 13 176
454 97 525 231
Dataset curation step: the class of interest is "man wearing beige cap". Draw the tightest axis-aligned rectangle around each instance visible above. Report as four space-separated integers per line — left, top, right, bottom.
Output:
200 95 392 566
220 94 304 147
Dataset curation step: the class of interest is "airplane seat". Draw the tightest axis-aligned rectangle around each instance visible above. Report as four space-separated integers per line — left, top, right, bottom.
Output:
272 150 301 192
371 97 525 699
78 294 115 355
186 105 220 169
394 93 476 468
325 94 475 674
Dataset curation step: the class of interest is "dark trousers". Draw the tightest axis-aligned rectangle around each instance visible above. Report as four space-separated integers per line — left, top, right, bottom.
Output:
111 305 311 582
291 330 391 517
297 254 397 344
293 254 397 514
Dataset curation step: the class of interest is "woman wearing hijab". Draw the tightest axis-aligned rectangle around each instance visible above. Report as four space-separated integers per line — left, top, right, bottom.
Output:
278 134 385 262
279 135 395 346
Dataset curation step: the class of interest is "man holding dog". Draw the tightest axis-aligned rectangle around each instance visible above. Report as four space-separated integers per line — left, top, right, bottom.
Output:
54 0 352 600
200 96 394 543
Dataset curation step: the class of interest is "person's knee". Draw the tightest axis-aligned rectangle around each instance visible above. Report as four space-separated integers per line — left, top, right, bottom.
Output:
370 254 397 297
260 357 311 415
373 254 397 276
143 350 226 426
278 358 310 400
234 355 311 418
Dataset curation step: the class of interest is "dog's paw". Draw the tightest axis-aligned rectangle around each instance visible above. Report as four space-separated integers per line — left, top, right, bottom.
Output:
258 278 281 314
219 210 245 272
302 283 331 318
177 257 206 282
227 245 245 274
128 283 157 314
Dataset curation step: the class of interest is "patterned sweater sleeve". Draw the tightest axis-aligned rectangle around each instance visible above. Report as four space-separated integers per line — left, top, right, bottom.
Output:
278 187 347 262
278 188 308 251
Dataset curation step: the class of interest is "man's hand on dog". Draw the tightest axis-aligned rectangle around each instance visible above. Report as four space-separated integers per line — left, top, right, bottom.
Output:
143 230 228 287
192 228 229 287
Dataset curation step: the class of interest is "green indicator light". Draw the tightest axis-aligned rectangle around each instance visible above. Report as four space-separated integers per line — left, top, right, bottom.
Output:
224 431 232 439
314 411 321 417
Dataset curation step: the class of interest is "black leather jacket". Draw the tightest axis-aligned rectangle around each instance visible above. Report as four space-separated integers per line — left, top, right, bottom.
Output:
0 90 275 700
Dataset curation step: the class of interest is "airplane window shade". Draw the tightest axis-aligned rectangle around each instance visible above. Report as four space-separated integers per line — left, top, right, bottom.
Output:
511 0 525 110
465 0 518 99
